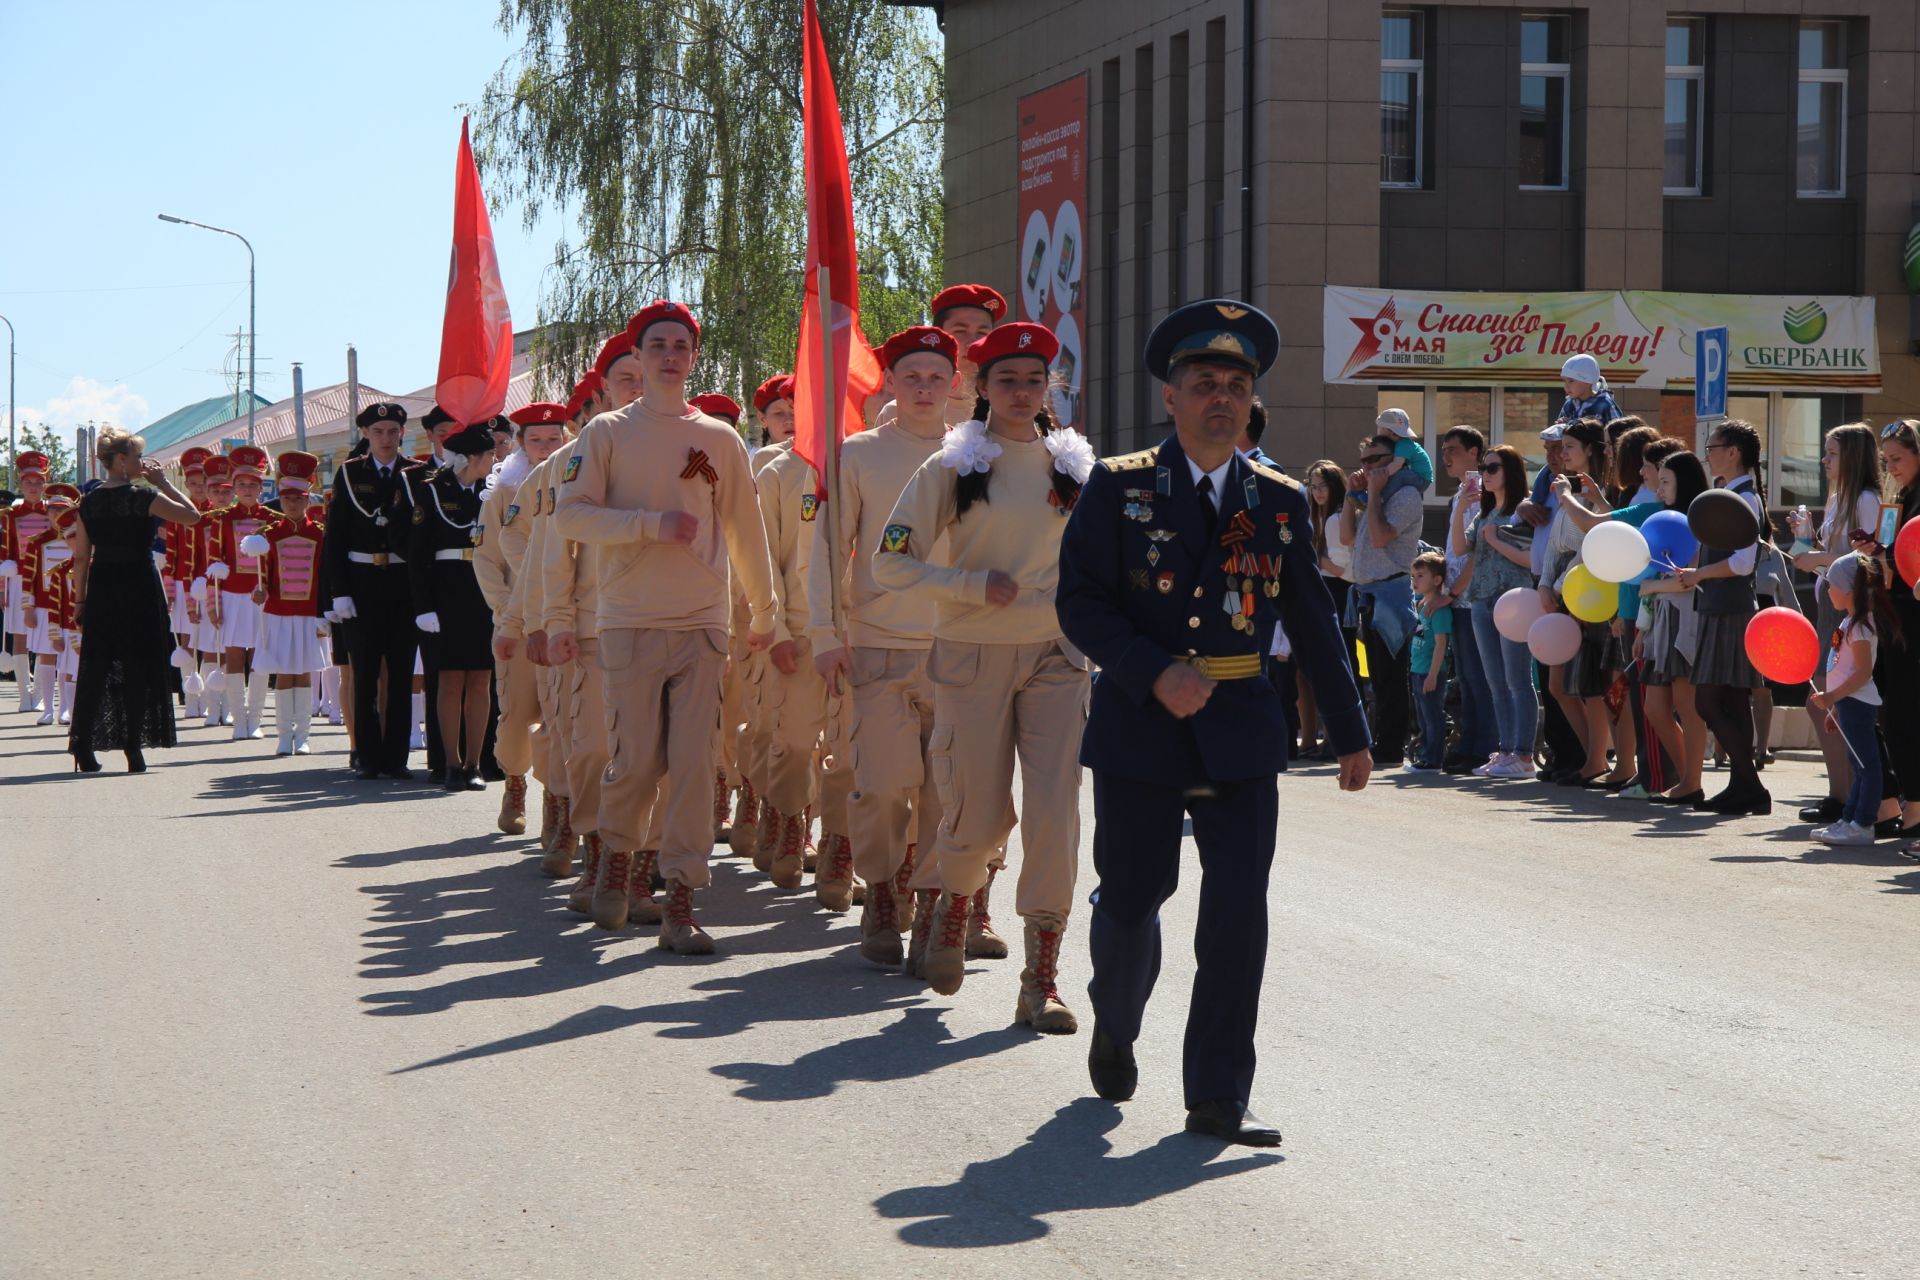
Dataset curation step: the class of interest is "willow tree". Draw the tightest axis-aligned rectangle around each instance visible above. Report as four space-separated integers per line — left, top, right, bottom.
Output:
477 0 945 401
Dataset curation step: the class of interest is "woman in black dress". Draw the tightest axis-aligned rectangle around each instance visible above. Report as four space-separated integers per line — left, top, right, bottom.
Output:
68 428 202 773
409 421 499 792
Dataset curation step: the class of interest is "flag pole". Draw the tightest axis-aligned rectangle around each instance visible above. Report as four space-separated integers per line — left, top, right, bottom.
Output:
817 264 847 641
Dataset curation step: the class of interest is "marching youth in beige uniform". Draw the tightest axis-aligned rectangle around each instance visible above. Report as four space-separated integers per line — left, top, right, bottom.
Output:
476 402 569 839
810 326 961 965
870 322 1091 1032
554 301 778 954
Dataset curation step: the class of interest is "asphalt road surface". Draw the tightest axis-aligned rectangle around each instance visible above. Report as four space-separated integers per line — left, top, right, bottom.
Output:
3 712 1915 1279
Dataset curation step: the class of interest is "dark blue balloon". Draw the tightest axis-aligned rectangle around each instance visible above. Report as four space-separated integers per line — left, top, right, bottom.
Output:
1641 510 1698 572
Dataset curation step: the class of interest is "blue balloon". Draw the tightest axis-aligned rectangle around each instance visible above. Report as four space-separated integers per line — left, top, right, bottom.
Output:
1640 510 1697 572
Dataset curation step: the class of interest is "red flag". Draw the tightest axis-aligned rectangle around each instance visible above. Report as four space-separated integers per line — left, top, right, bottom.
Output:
792 0 882 481
436 117 514 426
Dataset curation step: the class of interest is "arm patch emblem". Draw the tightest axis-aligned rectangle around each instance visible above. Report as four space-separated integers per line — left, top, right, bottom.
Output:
800 493 819 522
880 524 912 554
562 455 582 484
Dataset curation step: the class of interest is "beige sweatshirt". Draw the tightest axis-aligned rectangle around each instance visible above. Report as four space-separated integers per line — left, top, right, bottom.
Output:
473 472 530 615
869 429 1066 645
554 399 776 636
757 444 818 645
806 423 947 651
495 453 555 640
533 437 601 640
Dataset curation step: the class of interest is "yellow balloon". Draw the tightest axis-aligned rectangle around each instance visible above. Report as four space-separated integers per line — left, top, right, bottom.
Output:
1563 563 1618 623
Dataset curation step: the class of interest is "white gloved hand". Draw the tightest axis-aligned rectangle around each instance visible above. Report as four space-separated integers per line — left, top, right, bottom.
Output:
206 561 230 582
239 534 270 558
0 560 16 578
332 596 357 620
190 577 209 601
415 612 441 634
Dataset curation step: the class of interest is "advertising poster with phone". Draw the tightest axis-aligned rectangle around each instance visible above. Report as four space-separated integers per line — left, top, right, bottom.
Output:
1014 74 1087 429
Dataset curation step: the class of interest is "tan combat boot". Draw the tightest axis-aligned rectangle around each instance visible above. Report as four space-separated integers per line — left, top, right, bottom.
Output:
891 845 919 935
497 774 528 835
904 888 939 980
627 850 663 925
591 848 634 931
966 865 1009 959
538 788 560 852
922 890 974 996
727 781 760 857
813 832 856 913
551 796 578 864
658 881 715 955
769 812 807 889
566 836 601 915
713 770 733 842
802 805 818 872
1014 919 1078 1034
540 819 575 879
752 801 780 873
857 878 902 966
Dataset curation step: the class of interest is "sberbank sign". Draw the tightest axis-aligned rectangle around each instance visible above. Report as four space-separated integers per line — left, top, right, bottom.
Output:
1743 345 1871 369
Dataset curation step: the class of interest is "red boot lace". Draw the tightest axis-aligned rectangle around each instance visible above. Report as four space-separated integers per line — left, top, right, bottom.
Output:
937 893 972 951
893 844 917 896
828 836 854 882
870 879 899 931
973 871 996 930
578 838 601 888
603 848 633 890
714 771 729 824
557 799 575 845
630 851 657 894
505 775 526 808
666 883 696 929
1032 929 1063 1000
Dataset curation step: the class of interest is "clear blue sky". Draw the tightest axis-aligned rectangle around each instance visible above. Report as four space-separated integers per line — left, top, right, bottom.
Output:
0 1 566 439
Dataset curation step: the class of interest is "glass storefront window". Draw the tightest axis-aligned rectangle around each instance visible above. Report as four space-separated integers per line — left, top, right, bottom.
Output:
1433 389 1491 498
1501 388 1553 483
1775 395 1825 510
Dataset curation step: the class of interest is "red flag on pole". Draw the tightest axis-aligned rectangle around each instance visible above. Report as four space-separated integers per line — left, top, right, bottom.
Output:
436 116 515 426
792 0 881 482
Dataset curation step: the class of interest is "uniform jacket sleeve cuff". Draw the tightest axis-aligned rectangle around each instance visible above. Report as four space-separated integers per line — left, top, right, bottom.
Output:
639 511 663 543
1109 638 1175 707
1323 704 1372 759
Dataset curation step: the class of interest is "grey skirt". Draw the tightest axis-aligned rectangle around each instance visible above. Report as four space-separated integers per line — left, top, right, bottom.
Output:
1691 609 1761 688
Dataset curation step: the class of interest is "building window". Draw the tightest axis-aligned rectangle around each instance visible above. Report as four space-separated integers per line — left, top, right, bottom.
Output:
1796 21 1846 198
1519 14 1570 191
1380 10 1424 187
1664 18 1705 196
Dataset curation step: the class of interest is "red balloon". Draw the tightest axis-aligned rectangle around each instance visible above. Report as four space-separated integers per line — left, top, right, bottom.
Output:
1896 514 1920 588
1744 606 1820 685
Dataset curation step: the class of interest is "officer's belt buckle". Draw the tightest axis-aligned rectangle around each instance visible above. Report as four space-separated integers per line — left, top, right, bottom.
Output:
348 551 392 567
434 548 476 562
1178 653 1262 680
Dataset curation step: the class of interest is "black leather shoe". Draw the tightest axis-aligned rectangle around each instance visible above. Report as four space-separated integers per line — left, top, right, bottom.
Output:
381 767 414 782
1648 789 1704 806
1441 755 1474 775
1184 1101 1282 1147
427 767 446 785
1799 797 1843 824
464 768 487 792
444 767 467 793
1874 817 1904 839
1087 1026 1137 1102
1697 786 1771 816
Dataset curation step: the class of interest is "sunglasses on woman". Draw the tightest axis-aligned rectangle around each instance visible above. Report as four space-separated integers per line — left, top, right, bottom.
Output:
1478 462 1501 473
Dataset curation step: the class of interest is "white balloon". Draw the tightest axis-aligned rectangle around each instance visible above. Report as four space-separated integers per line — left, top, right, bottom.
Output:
1527 613 1583 665
1493 586 1546 642
1581 521 1651 584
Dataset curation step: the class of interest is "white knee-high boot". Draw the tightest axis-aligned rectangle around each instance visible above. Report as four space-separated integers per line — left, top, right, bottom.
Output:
18 654 36 713
274 686 294 754
410 690 427 750
58 672 74 724
245 667 269 739
293 686 314 754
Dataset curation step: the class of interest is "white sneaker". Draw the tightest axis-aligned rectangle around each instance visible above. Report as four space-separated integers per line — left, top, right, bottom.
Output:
36 707 55 727
1815 821 1872 847
1489 755 1535 779
409 728 426 750
1472 753 1500 777
1401 761 1440 775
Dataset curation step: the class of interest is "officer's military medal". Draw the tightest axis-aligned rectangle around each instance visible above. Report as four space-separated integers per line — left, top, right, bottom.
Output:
1276 512 1293 545
1123 489 1154 523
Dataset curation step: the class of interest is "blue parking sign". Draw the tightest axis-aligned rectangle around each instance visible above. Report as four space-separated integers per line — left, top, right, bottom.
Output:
1695 327 1728 420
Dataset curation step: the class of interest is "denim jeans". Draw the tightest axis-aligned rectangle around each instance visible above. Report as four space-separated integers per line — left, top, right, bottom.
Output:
1447 602 1497 762
1410 669 1448 766
1832 696 1883 827
1470 603 1538 755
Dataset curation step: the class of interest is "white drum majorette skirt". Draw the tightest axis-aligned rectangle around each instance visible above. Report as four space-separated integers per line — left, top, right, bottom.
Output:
27 606 59 656
3 576 23 635
58 636 79 679
169 579 191 634
256 611 327 675
217 589 263 650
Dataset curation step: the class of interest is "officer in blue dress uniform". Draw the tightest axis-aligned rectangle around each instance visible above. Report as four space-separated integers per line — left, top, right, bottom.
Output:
1056 299 1374 1146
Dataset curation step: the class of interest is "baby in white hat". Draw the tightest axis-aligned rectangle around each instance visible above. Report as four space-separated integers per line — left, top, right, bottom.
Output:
1362 406 1434 504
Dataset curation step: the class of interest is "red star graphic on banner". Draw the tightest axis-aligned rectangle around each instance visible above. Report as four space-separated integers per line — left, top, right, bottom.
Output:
1342 296 1399 380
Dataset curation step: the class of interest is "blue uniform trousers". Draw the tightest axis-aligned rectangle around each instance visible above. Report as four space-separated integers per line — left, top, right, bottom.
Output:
1086 768 1279 1109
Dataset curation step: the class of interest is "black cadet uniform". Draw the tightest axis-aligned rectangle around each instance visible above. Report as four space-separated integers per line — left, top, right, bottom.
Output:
1056 299 1371 1146
406 457 494 673
322 403 419 779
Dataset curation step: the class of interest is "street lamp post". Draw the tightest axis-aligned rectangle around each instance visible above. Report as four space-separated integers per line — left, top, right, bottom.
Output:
0 313 14 491
157 214 256 445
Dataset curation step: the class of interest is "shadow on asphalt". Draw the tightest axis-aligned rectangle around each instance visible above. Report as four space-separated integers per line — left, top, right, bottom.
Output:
873 1097 1281 1246
184 759 453 814
712 1005 1028 1101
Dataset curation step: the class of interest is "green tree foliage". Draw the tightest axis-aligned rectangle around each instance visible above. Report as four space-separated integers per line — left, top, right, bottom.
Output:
478 0 944 403
6 426 76 487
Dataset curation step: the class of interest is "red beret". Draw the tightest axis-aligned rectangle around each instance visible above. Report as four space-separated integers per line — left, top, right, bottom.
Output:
966 322 1059 371
591 330 636 376
510 402 571 428
753 374 796 414
566 372 604 418
625 300 702 346
930 284 1008 323
880 325 959 370
689 393 744 424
